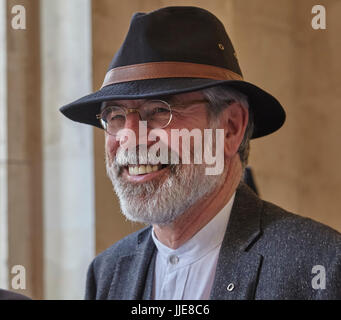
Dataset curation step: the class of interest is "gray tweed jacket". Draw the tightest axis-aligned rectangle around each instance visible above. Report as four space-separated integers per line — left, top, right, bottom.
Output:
85 183 341 300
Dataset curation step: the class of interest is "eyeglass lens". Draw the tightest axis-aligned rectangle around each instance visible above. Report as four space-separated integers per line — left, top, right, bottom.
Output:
101 100 171 135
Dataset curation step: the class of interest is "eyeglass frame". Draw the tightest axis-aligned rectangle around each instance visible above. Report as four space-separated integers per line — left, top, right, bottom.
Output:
96 98 212 136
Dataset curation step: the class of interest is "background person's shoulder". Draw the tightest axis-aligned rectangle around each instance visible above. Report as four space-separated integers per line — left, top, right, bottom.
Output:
0 289 31 300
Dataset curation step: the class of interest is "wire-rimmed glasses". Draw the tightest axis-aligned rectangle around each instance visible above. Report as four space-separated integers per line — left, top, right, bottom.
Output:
96 99 209 136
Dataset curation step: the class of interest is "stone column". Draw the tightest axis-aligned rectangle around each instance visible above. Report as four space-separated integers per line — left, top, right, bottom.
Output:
41 0 94 299
6 0 43 299
0 0 8 290
242 0 341 232
290 0 341 231
233 0 300 210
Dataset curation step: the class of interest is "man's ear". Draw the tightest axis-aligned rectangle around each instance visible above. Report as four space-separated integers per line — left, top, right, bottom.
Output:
220 102 249 158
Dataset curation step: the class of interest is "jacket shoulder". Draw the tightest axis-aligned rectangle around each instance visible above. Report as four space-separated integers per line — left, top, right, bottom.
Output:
85 226 152 299
255 199 341 299
261 199 341 249
94 225 151 266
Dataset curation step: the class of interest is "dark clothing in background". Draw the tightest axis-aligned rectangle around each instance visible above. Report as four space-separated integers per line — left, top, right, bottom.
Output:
0 289 31 300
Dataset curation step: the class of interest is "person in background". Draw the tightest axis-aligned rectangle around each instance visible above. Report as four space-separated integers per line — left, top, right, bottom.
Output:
0 289 31 300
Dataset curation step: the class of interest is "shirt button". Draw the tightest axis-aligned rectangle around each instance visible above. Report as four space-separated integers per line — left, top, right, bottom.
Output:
169 255 179 265
226 283 235 291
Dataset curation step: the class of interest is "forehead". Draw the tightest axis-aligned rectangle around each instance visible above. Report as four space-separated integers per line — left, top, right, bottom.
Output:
101 91 205 109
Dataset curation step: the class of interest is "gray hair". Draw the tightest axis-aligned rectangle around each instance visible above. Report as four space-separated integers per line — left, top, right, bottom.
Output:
202 85 254 169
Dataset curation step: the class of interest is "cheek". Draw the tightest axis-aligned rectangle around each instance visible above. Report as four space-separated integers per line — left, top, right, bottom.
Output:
168 130 208 162
167 113 210 160
105 135 119 160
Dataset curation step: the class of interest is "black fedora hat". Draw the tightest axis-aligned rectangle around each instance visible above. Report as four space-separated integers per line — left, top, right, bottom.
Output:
60 6 285 139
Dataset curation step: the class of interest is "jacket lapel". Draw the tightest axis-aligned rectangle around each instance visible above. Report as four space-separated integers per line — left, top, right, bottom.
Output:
108 227 155 300
210 183 264 300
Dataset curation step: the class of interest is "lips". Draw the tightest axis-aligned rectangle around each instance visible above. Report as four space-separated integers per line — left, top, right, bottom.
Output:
121 163 170 183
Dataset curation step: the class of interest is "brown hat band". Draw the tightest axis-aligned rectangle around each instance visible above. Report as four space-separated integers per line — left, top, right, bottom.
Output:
101 61 243 89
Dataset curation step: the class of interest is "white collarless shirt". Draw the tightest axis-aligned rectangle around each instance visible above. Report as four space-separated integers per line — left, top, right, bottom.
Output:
151 193 235 300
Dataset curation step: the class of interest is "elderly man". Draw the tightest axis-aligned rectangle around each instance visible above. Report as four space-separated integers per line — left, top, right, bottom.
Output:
60 7 341 300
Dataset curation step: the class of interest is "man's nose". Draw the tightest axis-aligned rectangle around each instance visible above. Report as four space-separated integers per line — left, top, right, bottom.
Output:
124 111 141 131
118 111 152 148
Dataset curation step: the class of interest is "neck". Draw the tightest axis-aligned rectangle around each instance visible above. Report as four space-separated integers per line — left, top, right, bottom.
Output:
153 154 242 249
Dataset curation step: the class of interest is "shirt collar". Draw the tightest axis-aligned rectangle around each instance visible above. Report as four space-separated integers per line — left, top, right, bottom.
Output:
152 192 236 269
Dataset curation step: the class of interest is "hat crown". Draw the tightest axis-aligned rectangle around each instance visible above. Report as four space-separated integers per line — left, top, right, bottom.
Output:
60 6 285 139
109 6 242 77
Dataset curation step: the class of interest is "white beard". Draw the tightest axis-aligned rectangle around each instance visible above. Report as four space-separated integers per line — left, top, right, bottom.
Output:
106 149 224 226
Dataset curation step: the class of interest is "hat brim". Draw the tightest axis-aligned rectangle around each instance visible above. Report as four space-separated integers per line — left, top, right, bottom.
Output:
59 78 285 139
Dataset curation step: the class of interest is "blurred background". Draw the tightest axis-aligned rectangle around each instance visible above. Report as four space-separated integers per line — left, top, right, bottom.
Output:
0 0 340 300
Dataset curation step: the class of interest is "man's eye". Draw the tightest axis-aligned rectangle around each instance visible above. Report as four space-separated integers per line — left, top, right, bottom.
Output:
152 107 169 114
107 114 124 122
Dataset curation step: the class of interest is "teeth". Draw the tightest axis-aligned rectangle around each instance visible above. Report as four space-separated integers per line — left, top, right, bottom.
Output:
128 166 139 175
128 164 163 176
138 166 146 175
